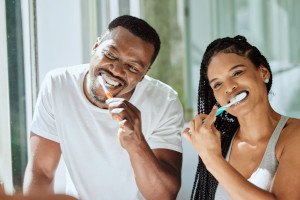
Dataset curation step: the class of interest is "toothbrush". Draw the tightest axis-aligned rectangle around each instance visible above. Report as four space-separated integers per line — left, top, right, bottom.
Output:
216 92 247 116
97 76 113 99
98 76 126 127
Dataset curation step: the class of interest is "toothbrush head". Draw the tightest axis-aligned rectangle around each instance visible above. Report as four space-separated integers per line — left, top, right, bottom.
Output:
229 92 247 105
216 92 247 116
97 76 113 99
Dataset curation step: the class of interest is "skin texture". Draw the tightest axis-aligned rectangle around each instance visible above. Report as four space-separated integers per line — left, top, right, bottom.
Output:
0 184 76 200
183 52 300 199
23 26 182 200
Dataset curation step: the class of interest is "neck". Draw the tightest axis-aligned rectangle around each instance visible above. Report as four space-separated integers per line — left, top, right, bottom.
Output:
237 104 281 143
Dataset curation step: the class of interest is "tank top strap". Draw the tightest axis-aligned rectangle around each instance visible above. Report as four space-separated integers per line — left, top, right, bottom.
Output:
258 115 289 172
267 115 289 147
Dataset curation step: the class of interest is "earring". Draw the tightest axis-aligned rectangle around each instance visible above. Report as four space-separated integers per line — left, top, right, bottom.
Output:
264 78 269 83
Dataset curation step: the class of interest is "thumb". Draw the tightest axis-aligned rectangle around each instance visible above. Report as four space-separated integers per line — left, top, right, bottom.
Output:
212 126 221 139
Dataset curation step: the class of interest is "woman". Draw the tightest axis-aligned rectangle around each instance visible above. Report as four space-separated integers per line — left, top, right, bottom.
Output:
183 35 300 199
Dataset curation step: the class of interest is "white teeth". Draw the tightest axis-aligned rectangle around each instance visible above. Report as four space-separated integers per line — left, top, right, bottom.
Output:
101 74 120 87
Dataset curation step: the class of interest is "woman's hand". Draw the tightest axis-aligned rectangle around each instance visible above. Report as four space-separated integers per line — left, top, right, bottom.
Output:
183 106 223 166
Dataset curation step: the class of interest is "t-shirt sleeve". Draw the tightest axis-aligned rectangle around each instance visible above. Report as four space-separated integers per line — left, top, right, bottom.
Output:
147 97 184 153
30 72 59 143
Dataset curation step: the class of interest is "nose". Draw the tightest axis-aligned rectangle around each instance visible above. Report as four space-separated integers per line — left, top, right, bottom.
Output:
109 61 125 76
225 82 238 94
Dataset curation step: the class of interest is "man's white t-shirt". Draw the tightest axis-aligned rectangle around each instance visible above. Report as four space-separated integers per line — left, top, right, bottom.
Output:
30 64 184 200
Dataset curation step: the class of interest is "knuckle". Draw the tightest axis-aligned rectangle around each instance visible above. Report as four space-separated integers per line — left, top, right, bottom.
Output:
200 125 211 132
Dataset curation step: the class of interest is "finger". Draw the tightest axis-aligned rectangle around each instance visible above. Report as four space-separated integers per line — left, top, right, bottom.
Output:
188 120 195 132
182 128 192 143
107 100 134 122
212 126 221 138
118 119 130 132
110 108 125 114
194 114 208 130
106 98 124 110
107 99 136 116
110 107 124 121
117 101 137 124
118 119 127 126
110 100 141 132
110 108 134 128
111 115 127 129
203 105 218 127
106 97 125 104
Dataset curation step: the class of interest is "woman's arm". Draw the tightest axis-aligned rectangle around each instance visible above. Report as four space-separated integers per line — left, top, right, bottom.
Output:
184 109 300 200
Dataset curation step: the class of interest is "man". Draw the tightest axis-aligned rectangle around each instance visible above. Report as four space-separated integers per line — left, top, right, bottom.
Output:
23 15 184 200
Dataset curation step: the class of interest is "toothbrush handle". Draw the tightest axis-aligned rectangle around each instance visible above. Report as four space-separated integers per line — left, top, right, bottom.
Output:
216 107 226 116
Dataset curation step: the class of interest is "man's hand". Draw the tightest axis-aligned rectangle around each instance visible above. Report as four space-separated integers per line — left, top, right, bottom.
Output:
106 98 146 151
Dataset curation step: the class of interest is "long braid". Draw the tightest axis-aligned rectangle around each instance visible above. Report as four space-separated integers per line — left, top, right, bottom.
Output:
190 35 272 199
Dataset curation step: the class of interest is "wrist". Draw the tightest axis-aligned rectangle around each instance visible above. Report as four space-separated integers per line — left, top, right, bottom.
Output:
123 133 147 152
202 154 224 172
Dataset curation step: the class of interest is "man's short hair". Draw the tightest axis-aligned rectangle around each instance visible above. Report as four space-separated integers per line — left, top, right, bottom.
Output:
108 15 161 65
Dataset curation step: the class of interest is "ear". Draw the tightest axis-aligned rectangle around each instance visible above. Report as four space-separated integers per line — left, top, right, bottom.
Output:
259 66 270 82
139 67 151 82
146 66 151 73
91 37 101 55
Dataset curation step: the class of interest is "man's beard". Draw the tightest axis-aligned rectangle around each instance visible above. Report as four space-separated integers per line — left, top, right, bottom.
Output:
89 76 106 104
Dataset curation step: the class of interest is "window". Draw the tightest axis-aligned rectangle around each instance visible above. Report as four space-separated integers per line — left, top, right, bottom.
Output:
1 0 299 198
5 0 28 193
0 0 13 194
140 0 189 118
187 0 300 118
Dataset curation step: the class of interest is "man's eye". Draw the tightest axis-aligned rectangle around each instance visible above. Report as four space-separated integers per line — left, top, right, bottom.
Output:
127 65 139 73
104 51 116 60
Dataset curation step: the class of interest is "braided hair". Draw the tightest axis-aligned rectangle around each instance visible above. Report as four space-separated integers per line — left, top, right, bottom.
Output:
191 35 273 200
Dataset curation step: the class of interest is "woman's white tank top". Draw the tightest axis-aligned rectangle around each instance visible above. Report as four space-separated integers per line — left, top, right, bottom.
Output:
214 115 289 200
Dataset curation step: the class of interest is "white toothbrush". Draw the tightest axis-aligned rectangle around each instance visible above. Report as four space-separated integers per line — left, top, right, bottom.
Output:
97 76 113 99
216 92 247 116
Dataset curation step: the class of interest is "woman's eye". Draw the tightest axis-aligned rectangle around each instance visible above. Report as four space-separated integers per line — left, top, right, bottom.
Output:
233 70 243 77
213 82 222 89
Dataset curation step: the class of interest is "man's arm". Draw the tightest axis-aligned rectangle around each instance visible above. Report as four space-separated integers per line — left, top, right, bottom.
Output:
129 146 182 200
23 133 61 195
107 98 182 200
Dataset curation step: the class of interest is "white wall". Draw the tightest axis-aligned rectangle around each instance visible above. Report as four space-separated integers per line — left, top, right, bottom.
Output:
36 0 85 82
0 0 13 194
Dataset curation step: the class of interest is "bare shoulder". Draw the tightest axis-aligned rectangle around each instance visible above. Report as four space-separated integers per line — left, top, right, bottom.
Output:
272 117 300 199
284 117 300 137
276 117 300 158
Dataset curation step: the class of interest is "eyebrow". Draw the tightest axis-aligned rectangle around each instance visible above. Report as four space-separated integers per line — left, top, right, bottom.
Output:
109 45 147 69
209 64 245 84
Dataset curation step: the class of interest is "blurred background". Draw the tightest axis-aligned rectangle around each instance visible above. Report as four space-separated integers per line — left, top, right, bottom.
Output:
1 0 300 199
